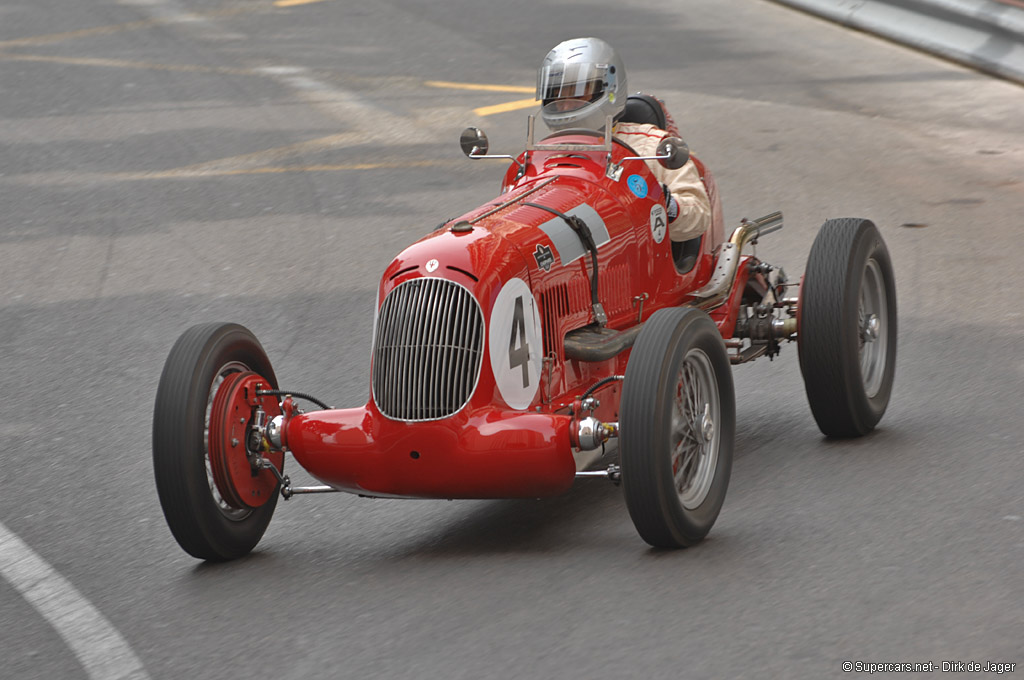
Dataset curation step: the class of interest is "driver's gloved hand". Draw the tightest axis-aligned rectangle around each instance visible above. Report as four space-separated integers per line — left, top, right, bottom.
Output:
663 183 679 222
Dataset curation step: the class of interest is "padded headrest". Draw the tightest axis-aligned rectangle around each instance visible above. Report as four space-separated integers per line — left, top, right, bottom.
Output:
620 94 667 130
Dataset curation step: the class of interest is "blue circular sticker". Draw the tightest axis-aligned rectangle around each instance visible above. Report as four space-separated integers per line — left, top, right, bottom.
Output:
627 174 648 198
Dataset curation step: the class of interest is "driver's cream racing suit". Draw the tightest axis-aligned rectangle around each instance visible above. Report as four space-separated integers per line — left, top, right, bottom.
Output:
613 121 711 243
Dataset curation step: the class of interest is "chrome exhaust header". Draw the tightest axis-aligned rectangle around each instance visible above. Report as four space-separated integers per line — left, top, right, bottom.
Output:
690 212 783 311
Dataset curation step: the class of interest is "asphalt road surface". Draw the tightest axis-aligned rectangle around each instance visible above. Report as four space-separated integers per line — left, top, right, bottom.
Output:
1 1 1021 678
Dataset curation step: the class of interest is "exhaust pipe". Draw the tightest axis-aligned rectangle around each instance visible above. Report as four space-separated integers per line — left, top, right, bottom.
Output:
690 212 783 311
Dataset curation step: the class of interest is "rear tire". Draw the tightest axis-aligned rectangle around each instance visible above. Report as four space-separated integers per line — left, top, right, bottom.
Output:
620 307 735 548
153 322 280 561
798 218 897 437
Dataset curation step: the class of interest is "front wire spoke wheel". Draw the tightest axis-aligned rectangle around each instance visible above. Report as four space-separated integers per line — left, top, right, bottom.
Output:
674 350 720 509
153 322 283 561
204 362 251 521
621 307 735 549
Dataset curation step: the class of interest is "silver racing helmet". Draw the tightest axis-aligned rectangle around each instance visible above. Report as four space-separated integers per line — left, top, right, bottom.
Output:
537 37 627 131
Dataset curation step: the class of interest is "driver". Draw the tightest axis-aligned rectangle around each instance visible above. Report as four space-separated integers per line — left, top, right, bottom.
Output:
537 37 711 242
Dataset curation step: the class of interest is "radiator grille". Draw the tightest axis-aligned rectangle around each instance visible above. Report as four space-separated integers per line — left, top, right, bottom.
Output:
372 277 484 421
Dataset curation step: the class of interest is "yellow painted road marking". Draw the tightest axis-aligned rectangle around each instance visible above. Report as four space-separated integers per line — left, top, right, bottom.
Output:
474 98 537 117
275 0 330 6
426 80 537 116
111 132 455 180
150 133 360 176
0 7 250 48
0 20 160 48
188 160 446 177
115 160 450 180
426 80 534 94
0 52 254 76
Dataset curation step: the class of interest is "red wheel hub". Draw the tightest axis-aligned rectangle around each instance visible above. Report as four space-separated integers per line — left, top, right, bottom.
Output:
208 372 284 509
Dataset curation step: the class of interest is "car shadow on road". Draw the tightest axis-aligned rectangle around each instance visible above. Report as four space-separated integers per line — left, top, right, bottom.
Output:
383 479 630 559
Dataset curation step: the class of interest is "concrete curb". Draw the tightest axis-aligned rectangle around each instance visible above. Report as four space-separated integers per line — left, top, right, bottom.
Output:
768 0 1024 86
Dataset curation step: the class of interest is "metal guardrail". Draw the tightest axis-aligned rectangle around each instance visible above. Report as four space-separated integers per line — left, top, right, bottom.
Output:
768 0 1024 86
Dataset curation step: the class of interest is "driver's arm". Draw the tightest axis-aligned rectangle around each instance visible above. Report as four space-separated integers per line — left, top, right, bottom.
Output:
615 122 711 242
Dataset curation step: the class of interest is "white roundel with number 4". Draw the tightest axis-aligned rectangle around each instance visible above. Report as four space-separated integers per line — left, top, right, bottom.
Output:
489 277 543 410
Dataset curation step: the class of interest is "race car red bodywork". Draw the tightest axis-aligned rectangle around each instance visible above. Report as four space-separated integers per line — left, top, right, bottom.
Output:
284 134 726 499
153 117 897 560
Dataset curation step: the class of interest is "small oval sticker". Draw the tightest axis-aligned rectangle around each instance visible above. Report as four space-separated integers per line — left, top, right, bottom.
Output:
627 174 648 199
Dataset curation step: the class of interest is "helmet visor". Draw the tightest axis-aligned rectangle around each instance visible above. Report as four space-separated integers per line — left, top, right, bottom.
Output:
537 62 611 112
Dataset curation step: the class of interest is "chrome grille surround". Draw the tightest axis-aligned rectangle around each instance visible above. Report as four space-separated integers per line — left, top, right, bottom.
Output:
372 277 484 422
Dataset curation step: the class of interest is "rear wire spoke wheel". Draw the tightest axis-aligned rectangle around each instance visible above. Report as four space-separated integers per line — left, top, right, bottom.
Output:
798 218 897 437
153 322 282 561
620 307 735 548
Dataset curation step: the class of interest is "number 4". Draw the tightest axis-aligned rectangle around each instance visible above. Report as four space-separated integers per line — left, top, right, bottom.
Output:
509 296 530 388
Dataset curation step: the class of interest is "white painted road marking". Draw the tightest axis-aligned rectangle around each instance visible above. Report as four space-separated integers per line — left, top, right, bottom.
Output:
0 522 151 680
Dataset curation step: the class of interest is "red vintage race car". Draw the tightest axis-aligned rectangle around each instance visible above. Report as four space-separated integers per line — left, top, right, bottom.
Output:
153 108 897 561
